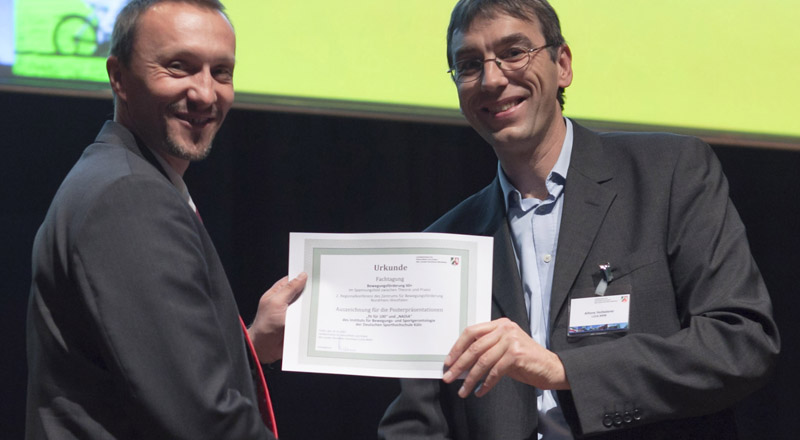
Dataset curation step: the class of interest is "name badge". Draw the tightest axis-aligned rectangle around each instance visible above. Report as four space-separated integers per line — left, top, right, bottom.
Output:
568 294 630 337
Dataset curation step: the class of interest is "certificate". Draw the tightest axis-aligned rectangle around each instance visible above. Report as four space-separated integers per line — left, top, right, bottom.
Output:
283 232 493 378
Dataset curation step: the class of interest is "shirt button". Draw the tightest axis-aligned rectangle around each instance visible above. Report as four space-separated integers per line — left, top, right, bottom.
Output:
543 254 552 263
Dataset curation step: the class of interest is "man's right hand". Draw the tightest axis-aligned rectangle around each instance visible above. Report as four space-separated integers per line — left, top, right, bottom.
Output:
247 272 308 364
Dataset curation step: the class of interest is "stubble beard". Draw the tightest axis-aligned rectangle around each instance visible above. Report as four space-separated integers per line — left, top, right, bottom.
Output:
162 102 220 162
163 135 214 162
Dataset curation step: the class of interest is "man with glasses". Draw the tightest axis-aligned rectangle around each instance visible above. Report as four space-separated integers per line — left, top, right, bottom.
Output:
379 0 779 438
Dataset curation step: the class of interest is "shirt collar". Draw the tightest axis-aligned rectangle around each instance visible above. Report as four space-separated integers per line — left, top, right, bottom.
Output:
499 117 574 213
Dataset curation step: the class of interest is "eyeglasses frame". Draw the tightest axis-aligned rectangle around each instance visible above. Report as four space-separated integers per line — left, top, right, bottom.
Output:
447 43 559 84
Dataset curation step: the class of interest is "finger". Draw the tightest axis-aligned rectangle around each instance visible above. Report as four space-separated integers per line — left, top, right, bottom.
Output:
473 347 513 397
282 272 308 305
457 336 507 398
264 275 290 296
443 325 502 384
266 272 308 305
444 321 497 368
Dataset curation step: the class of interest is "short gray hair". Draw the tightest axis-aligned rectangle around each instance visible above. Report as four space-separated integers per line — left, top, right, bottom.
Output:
109 0 229 67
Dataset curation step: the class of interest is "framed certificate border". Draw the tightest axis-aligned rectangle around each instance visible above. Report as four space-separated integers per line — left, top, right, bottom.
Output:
283 232 493 378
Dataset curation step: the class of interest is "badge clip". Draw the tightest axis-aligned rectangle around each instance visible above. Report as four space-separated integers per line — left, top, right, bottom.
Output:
594 263 614 296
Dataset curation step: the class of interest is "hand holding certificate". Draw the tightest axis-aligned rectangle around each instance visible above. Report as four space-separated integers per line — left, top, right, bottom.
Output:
283 232 493 378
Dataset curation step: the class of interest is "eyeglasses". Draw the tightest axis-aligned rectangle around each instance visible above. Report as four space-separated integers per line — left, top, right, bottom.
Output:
447 44 557 84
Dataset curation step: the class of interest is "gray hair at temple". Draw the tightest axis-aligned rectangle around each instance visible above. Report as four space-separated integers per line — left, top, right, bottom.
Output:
446 0 567 109
109 0 229 67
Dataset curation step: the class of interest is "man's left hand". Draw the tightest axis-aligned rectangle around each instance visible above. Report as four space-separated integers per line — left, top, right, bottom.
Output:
441 317 570 398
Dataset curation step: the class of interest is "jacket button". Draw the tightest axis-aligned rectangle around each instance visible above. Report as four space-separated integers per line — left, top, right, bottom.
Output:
602 414 613 428
613 412 623 426
623 411 633 423
633 409 642 421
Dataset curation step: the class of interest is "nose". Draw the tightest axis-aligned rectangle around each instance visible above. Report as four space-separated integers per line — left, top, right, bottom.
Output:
186 69 217 108
480 60 508 89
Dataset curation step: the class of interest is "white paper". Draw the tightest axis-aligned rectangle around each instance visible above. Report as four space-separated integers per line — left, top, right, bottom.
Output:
283 232 493 378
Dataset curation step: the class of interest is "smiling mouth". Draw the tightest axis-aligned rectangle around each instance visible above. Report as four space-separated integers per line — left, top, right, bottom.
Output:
485 98 524 115
176 115 215 128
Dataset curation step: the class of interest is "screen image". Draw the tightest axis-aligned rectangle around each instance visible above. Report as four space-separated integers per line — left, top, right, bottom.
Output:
3 0 799 148
1 1 13 66
12 0 117 82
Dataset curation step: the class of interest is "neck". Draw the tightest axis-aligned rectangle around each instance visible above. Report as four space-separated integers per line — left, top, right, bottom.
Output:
497 117 566 199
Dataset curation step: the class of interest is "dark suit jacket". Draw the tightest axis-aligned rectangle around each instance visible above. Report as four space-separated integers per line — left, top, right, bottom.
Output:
379 122 780 439
26 121 274 439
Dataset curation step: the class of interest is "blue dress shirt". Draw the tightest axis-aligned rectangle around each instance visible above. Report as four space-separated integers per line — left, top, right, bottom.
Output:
497 118 574 439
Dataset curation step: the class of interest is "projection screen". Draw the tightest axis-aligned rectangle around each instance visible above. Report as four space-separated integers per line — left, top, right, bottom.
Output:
2 0 798 148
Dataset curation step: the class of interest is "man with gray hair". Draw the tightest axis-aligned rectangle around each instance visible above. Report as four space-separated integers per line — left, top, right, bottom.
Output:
379 0 779 438
26 1 305 438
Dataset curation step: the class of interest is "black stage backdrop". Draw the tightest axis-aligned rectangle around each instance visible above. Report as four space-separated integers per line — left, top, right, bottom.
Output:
2 90 797 439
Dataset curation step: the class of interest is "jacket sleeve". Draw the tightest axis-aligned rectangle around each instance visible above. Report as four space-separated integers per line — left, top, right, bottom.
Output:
557 138 780 437
379 378 452 440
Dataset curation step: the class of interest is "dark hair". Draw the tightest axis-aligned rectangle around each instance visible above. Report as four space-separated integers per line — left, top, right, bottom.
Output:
446 0 567 109
109 0 228 67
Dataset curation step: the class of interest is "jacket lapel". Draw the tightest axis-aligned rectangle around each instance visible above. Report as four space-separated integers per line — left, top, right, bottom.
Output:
549 123 617 327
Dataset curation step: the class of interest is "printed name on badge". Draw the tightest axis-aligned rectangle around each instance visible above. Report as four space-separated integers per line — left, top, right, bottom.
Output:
568 294 630 337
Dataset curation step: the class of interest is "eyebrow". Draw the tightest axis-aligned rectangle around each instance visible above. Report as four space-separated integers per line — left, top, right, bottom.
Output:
453 33 536 60
160 49 236 66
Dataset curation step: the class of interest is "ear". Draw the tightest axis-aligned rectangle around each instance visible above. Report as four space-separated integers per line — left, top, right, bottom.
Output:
556 44 573 89
106 56 128 102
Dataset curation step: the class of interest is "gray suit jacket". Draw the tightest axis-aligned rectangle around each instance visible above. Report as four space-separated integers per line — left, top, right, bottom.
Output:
26 121 274 439
379 122 779 439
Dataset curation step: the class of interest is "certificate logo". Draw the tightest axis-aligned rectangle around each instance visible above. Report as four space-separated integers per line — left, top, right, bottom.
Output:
450 257 460 266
